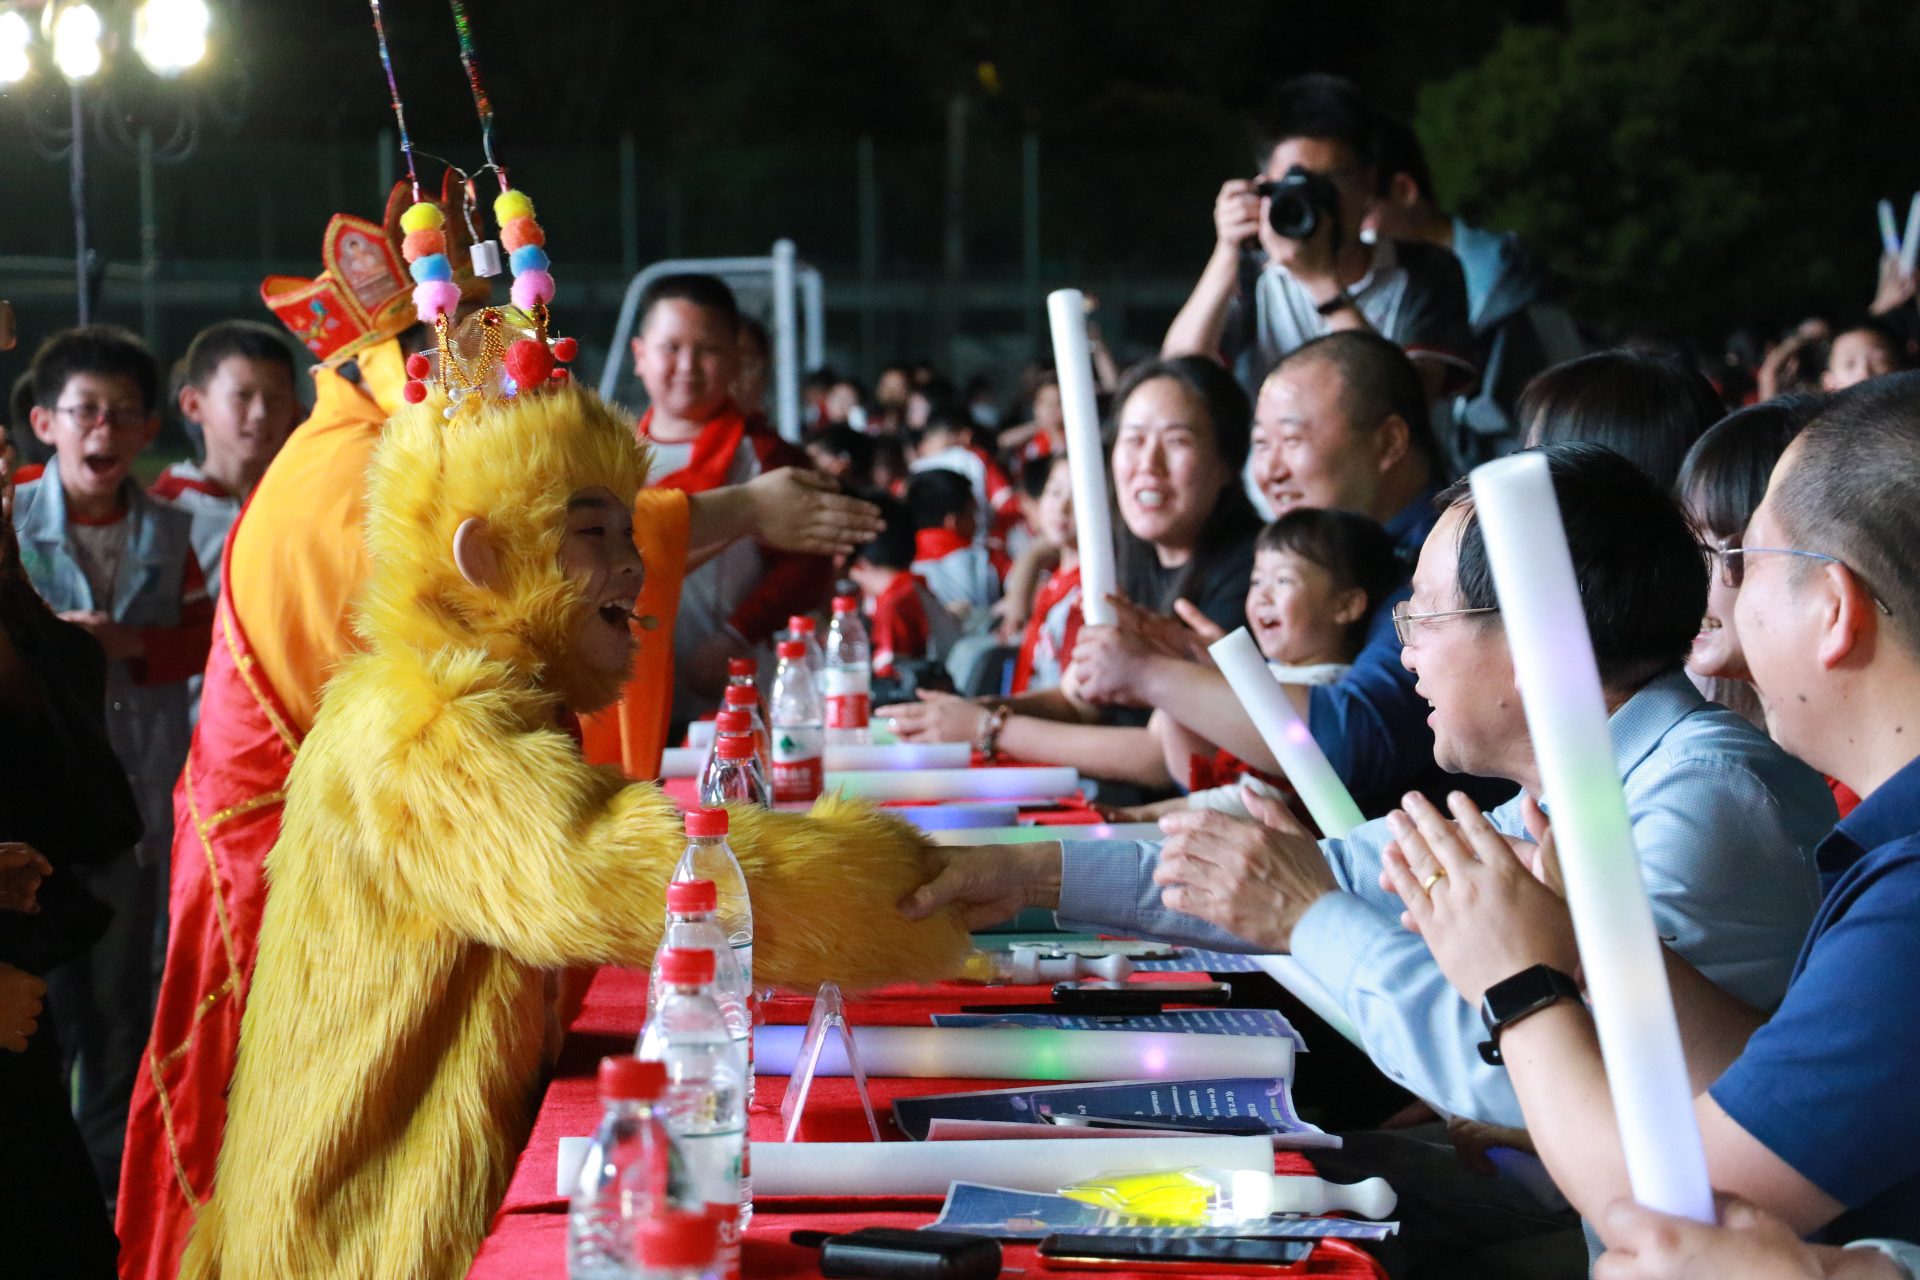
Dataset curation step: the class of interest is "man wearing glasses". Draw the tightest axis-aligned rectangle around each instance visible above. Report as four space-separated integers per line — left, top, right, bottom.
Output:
905 445 1834 1166
1162 74 1475 405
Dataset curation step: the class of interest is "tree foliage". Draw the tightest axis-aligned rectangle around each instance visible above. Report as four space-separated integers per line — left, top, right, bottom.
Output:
1417 0 1920 343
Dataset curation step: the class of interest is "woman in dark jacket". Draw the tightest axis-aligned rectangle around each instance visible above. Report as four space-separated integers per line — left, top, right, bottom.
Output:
1 461 143 1278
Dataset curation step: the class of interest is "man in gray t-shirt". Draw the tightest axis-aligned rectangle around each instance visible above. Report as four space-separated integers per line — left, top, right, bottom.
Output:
1163 75 1474 404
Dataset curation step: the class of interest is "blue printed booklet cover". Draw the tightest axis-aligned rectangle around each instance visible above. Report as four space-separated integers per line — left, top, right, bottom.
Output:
931 1007 1307 1051
931 1182 1396 1241
891 1076 1333 1147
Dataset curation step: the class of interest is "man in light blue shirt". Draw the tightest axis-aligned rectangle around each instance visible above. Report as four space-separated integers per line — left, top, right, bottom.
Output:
903 443 1834 1129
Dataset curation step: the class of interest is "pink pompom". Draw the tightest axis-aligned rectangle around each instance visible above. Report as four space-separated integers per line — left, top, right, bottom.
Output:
500 217 545 251
401 228 447 261
503 338 555 389
510 269 555 309
412 280 461 322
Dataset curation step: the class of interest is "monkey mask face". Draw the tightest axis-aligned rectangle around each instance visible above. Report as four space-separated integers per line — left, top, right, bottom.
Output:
359 382 648 715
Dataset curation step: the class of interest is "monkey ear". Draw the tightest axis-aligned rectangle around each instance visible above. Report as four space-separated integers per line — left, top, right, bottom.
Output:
453 517 502 590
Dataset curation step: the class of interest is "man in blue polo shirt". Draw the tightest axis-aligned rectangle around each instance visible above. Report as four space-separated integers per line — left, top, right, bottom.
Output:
1068 330 1508 816
1376 373 1920 1249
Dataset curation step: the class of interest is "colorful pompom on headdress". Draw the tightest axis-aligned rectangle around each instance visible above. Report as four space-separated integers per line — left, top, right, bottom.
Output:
372 0 576 419
395 188 578 419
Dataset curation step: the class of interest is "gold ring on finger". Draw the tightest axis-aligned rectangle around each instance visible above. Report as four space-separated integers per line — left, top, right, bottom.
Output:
1420 868 1447 894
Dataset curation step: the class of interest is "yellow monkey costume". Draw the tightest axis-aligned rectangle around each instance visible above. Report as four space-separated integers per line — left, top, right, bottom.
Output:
181 383 971 1280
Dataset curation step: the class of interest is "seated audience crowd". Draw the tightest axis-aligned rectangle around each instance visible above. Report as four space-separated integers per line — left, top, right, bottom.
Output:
3 65 1919 1280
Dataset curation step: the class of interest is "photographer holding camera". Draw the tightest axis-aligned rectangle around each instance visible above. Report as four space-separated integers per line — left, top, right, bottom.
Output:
1164 75 1475 407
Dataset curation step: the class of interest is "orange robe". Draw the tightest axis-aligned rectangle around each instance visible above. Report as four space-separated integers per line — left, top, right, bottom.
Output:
116 342 689 1280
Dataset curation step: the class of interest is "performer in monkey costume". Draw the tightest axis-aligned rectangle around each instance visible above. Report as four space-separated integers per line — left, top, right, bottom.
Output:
179 333 970 1279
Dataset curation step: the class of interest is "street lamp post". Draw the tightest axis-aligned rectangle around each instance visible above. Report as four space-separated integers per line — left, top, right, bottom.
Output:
2 0 211 323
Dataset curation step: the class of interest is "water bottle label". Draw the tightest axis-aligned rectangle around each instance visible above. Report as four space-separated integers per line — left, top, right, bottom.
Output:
709 1202 743 1280
823 666 870 697
771 727 823 801
825 691 870 730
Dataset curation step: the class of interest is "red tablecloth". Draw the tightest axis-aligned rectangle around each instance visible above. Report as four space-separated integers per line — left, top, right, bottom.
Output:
467 968 1386 1279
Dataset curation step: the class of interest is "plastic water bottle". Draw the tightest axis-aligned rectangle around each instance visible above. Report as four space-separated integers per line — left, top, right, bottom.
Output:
769 640 824 804
823 594 872 745
785 614 825 684
700 711 768 802
639 948 750 1279
698 736 767 808
568 1056 683 1280
719 685 772 780
672 808 754 1018
699 737 766 807
647 876 752 1098
634 1212 720 1280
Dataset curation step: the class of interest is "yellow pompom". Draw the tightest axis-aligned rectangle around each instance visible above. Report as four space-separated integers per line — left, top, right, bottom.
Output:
399 201 445 233
493 189 535 224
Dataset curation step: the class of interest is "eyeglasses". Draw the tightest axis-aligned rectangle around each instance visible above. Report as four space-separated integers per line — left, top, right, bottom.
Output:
1392 601 1499 647
1717 545 1893 616
53 403 147 430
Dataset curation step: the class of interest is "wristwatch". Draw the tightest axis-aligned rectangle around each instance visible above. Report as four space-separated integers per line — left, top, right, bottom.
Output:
1478 965 1582 1066
1847 1239 1920 1279
1315 289 1355 317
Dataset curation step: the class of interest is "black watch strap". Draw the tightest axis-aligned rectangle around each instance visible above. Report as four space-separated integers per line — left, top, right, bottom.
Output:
1478 965 1581 1066
1315 290 1354 317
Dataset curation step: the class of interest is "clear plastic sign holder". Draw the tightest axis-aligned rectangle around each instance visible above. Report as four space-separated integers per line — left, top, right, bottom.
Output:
779 981 882 1143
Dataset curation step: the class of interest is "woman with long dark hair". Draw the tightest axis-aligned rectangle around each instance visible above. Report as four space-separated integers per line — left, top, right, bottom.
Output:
881 357 1262 795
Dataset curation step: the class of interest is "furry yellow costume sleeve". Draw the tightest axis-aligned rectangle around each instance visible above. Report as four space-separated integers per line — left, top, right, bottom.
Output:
181 382 970 1280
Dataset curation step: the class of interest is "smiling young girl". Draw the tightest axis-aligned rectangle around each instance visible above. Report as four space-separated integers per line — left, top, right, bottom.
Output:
1124 506 1399 821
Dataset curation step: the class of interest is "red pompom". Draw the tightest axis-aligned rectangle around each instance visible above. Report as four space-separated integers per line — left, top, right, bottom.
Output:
504 338 555 389
551 336 579 363
402 379 428 404
405 353 432 380
549 367 570 382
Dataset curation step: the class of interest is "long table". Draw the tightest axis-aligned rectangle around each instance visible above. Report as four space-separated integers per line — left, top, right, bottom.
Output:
466 964 1387 1279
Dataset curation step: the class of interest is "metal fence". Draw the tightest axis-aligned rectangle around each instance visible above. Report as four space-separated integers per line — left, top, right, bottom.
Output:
2 124 1250 405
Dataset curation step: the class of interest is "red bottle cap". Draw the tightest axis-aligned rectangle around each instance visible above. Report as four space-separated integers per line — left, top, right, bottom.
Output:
833 594 859 612
666 879 718 913
635 1211 719 1270
685 807 730 837
776 640 807 660
727 657 756 678
788 615 816 635
713 709 750 736
597 1055 667 1102
715 736 757 761
657 947 716 986
723 685 758 708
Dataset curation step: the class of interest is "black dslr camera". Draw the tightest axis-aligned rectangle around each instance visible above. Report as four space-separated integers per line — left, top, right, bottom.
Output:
1255 164 1342 240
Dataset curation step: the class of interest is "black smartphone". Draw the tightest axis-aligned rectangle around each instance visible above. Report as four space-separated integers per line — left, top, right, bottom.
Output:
1036 1232 1313 1273
791 1226 1002 1279
1050 980 1231 1013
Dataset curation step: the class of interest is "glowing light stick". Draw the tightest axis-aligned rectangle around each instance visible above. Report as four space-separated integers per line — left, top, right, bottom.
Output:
754 1135 1272 1198
824 742 971 772
1469 451 1712 1222
899 804 1022 832
1048 289 1119 626
1879 199 1903 258
826 766 1079 804
1903 193 1920 276
756 1025 1292 1081
928 822 1165 846
1207 628 1364 1046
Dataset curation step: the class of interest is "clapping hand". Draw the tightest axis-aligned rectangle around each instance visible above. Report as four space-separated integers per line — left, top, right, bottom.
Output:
1378 792 1578 1008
